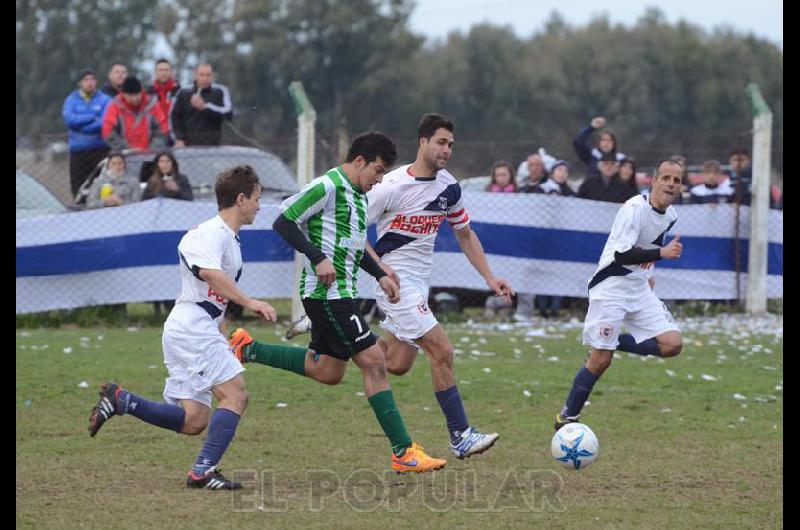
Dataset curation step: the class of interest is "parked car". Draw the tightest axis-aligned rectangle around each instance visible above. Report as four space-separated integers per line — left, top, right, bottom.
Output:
76 145 299 206
16 169 70 218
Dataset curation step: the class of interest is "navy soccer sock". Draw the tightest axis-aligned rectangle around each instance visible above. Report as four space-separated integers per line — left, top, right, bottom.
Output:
562 366 600 418
435 386 470 444
117 390 185 432
191 408 240 475
616 334 662 356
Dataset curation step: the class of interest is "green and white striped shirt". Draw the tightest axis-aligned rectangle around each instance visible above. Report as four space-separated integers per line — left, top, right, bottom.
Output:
280 166 368 300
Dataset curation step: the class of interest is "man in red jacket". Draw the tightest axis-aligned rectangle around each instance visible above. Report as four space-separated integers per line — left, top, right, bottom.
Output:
147 59 181 122
102 76 169 151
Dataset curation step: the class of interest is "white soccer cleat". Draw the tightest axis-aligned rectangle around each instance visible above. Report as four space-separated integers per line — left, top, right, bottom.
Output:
285 314 312 339
450 426 499 459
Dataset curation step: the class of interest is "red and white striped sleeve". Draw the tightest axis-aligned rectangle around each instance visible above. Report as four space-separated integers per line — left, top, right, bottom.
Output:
446 198 470 230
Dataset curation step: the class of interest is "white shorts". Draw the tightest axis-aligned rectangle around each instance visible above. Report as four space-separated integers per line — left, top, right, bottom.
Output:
374 275 438 345
161 303 245 408
582 290 680 350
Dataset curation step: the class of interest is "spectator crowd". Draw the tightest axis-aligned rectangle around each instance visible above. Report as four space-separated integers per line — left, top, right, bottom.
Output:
479 115 782 321
59 62 782 322
63 59 233 207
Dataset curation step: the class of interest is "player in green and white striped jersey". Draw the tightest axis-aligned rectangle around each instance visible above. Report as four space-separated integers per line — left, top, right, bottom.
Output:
280 159 371 301
228 132 448 473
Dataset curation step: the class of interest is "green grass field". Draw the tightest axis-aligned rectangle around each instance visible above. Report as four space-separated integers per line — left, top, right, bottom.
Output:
17 313 782 529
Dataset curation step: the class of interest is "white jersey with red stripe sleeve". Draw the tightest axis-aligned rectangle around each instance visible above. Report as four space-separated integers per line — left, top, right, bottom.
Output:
367 164 469 279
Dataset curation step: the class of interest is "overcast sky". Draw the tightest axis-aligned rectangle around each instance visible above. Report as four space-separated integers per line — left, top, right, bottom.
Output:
408 0 783 48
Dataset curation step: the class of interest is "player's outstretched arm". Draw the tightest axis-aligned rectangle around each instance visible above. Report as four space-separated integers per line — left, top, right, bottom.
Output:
199 268 277 322
454 225 515 301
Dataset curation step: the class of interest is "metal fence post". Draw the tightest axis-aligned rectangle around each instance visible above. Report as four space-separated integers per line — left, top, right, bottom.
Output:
744 84 772 315
288 82 317 321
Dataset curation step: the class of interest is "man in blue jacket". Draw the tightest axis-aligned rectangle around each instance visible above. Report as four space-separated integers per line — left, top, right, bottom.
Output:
62 68 112 197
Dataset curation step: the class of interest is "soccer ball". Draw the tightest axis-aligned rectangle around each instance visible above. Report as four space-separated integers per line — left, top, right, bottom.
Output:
551 422 599 470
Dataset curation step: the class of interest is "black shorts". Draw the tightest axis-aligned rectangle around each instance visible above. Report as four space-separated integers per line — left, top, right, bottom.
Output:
302 298 378 361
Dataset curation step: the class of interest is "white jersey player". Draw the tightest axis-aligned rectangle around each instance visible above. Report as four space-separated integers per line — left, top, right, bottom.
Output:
555 160 685 431
366 113 514 460
89 165 277 490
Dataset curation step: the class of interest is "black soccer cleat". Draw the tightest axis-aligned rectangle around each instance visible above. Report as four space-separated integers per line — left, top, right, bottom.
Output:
186 466 242 490
554 412 580 433
89 382 122 437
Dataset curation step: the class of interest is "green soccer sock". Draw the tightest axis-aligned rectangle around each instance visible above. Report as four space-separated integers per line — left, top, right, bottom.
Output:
245 341 307 376
367 390 413 456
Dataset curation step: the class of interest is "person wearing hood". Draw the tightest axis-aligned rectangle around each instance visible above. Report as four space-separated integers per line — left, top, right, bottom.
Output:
538 160 575 197
102 75 169 151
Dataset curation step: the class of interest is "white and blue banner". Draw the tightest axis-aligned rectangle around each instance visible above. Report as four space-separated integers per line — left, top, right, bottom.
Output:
16 194 783 314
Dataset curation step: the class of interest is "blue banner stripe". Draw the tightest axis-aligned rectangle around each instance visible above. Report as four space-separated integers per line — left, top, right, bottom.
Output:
16 231 294 277
16 223 782 278
433 222 783 275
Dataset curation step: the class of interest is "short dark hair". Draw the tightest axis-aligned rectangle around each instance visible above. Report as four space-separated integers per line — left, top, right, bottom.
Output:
109 62 127 70
155 58 171 67
703 160 721 173
345 131 397 166
107 151 126 168
730 147 750 158
215 165 260 209
418 113 454 140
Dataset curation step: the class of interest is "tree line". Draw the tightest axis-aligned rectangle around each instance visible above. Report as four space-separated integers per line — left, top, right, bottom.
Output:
17 1 783 176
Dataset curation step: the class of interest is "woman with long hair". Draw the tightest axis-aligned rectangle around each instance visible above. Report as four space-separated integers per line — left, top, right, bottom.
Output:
142 151 193 201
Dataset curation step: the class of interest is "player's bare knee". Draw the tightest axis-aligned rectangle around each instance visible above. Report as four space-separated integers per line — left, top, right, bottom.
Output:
384 349 407 374
588 350 613 373
319 371 344 385
661 341 682 357
220 390 248 413
658 333 683 357
595 357 612 372
181 411 208 435
361 357 388 383
386 360 411 376
182 421 207 436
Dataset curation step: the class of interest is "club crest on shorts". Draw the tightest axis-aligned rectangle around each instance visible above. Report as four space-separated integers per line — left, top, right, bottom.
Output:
418 300 430 314
599 324 614 339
